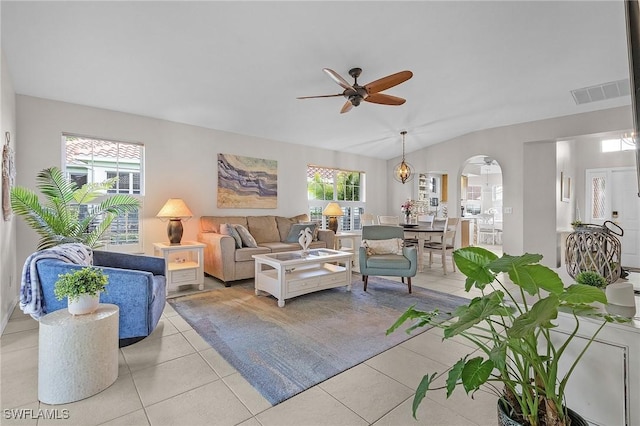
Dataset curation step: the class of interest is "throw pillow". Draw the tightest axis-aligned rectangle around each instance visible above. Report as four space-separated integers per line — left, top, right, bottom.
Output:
220 223 242 248
361 238 404 256
298 221 320 241
234 224 258 248
285 223 317 244
276 216 297 242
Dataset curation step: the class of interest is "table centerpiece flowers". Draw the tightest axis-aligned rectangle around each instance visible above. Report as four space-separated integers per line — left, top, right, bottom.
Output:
401 199 415 224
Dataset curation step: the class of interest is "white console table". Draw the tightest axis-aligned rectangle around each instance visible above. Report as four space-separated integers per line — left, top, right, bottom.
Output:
552 296 640 425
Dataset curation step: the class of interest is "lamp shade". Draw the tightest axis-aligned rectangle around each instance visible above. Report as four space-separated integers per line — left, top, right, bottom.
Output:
156 198 193 219
322 202 344 217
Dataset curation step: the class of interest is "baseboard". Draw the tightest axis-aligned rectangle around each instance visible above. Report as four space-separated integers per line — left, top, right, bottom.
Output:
1 296 19 335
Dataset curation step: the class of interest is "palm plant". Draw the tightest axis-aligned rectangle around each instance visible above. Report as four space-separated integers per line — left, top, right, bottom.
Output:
10 166 140 250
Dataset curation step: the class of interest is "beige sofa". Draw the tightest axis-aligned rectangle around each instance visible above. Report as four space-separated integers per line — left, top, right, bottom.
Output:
197 214 335 285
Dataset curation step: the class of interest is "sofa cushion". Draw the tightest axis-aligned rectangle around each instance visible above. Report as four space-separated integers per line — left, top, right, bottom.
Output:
220 223 242 248
247 216 280 244
235 246 271 262
235 224 258 248
362 238 404 255
200 216 248 233
285 223 317 243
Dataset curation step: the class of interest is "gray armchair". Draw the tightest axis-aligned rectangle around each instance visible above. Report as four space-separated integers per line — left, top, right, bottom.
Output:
359 225 418 293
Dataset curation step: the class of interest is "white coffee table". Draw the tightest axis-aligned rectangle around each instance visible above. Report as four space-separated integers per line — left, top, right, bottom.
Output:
252 249 352 307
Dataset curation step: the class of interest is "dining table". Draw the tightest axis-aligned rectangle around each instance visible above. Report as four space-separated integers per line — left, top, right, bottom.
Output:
401 224 445 272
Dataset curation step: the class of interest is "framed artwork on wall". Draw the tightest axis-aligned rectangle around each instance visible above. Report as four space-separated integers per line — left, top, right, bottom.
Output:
561 172 571 202
2 132 15 221
217 153 277 208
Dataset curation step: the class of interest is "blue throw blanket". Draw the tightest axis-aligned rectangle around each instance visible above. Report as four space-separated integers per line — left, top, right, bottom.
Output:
20 243 93 319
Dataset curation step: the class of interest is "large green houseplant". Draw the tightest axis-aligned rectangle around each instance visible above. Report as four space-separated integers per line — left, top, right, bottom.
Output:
388 246 626 426
10 166 139 249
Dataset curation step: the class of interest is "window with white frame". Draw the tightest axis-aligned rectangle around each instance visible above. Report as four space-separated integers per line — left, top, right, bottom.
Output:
63 134 144 252
307 165 365 231
601 137 636 152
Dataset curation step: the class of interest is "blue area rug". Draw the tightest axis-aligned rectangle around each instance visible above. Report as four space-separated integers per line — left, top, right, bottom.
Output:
168 276 468 405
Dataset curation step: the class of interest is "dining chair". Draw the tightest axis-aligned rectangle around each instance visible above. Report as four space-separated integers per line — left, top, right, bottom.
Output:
361 213 376 226
405 214 435 247
417 214 435 228
424 217 459 275
378 215 400 225
477 213 498 245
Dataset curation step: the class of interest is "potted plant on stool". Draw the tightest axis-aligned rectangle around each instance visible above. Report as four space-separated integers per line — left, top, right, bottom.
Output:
388 246 627 426
54 267 108 315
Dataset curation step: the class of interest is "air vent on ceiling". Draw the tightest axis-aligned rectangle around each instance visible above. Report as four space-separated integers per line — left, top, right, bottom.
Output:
571 79 630 105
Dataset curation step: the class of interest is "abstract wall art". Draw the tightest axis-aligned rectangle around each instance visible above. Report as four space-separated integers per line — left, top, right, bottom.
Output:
217 153 277 208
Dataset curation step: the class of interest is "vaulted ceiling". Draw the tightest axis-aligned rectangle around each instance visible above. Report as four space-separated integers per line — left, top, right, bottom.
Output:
1 1 632 159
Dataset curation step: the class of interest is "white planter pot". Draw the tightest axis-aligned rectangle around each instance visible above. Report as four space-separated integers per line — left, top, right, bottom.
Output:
67 293 100 315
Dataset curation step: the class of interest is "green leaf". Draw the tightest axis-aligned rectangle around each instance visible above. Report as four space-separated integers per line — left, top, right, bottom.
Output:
460 357 493 393
73 178 118 204
508 295 560 338
489 253 563 295
444 291 510 337
386 305 439 335
446 358 466 398
412 373 437 419
561 284 607 305
488 252 543 271
387 305 421 335
489 343 507 371
453 247 497 290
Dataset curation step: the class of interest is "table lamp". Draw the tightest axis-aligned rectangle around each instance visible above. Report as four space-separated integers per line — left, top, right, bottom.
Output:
156 198 193 245
322 202 344 233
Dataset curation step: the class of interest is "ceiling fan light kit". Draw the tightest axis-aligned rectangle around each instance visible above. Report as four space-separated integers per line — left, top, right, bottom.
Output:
298 67 413 113
393 131 414 184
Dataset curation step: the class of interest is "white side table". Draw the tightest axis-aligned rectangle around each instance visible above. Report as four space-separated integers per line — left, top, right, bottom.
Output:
335 231 361 272
153 241 205 295
38 304 119 405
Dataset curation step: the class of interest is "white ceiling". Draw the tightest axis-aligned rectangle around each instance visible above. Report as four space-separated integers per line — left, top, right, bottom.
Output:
1 1 633 160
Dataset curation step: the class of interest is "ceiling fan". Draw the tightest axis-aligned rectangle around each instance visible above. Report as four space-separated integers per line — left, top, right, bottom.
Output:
297 67 413 114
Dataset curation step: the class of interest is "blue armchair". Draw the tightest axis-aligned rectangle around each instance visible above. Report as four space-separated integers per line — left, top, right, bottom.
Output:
34 250 166 346
359 225 418 293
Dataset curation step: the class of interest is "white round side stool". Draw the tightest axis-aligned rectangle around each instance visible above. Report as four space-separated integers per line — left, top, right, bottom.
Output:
38 304 119 404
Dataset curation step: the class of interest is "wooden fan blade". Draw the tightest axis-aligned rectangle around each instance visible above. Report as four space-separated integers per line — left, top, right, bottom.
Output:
364 70 413 94
364 93 406 105
340 100 354 114
324 68 355 91
297 94 344 99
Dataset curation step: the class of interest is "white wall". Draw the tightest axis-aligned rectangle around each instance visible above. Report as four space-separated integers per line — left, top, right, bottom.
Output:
386 106 634 263
1 49 17 332
523 141 557 264
13 95 388 278
556 139 576 231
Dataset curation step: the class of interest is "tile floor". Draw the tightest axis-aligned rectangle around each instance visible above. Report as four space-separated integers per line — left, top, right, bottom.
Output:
1 245 583 426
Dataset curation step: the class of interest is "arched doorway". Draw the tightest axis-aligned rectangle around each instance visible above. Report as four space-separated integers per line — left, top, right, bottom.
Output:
461 155 503 254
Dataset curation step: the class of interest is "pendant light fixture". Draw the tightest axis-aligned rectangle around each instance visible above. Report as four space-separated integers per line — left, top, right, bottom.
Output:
393 130 414 184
